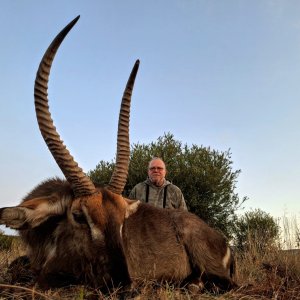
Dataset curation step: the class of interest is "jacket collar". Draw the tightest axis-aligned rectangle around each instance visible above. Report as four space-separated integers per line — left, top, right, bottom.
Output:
145 177 170 188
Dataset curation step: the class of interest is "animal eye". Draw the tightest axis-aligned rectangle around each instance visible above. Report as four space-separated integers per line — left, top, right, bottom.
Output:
72 211 87 224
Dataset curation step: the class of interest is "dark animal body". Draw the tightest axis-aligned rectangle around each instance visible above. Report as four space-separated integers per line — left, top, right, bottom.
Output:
2 177 235 291
0 16 236 293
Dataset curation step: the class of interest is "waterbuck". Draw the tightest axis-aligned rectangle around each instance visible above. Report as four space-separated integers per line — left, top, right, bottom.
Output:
0 16 236 292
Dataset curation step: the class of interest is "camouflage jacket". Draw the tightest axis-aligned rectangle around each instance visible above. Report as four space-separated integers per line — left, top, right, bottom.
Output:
129 178 187 210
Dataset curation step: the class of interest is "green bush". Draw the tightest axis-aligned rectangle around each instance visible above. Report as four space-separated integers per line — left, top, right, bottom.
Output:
233 209 280 252
89 132 246 238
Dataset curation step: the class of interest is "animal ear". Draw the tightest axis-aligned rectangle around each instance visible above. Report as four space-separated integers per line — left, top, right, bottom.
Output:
124 198 140 218
0 194 71 229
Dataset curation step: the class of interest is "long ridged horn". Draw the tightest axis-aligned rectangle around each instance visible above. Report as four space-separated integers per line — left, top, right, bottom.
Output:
34 16 97 197
108 60 140 194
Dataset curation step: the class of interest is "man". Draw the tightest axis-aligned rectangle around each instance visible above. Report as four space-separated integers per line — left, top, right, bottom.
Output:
129 157 187 210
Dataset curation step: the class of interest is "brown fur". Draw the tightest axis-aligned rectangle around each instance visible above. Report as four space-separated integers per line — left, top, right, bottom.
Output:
0 178 236 291
121 203 235 291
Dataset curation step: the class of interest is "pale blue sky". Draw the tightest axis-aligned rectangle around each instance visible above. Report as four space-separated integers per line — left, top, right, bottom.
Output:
1 1 300 234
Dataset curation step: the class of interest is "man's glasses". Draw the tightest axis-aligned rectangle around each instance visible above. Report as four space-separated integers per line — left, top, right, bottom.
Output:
149 167 164 171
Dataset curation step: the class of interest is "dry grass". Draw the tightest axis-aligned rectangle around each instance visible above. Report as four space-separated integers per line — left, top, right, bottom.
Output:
0 233 299 299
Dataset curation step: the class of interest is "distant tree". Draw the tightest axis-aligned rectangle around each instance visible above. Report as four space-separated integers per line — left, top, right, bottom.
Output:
88 132 246 238
233 209 280 252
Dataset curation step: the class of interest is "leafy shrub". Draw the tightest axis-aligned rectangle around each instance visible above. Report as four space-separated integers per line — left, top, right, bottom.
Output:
233 209 280 252
89 132 246 238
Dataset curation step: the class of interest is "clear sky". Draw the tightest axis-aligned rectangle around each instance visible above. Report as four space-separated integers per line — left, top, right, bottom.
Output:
0 1 299 234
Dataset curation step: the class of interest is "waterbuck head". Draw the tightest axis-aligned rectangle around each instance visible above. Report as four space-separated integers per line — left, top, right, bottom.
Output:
0 16 139 288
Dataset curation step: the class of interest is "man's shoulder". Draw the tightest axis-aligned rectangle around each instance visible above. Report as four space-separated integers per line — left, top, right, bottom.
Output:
165 182 182 192
132 181 147 189
129 181 147 199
